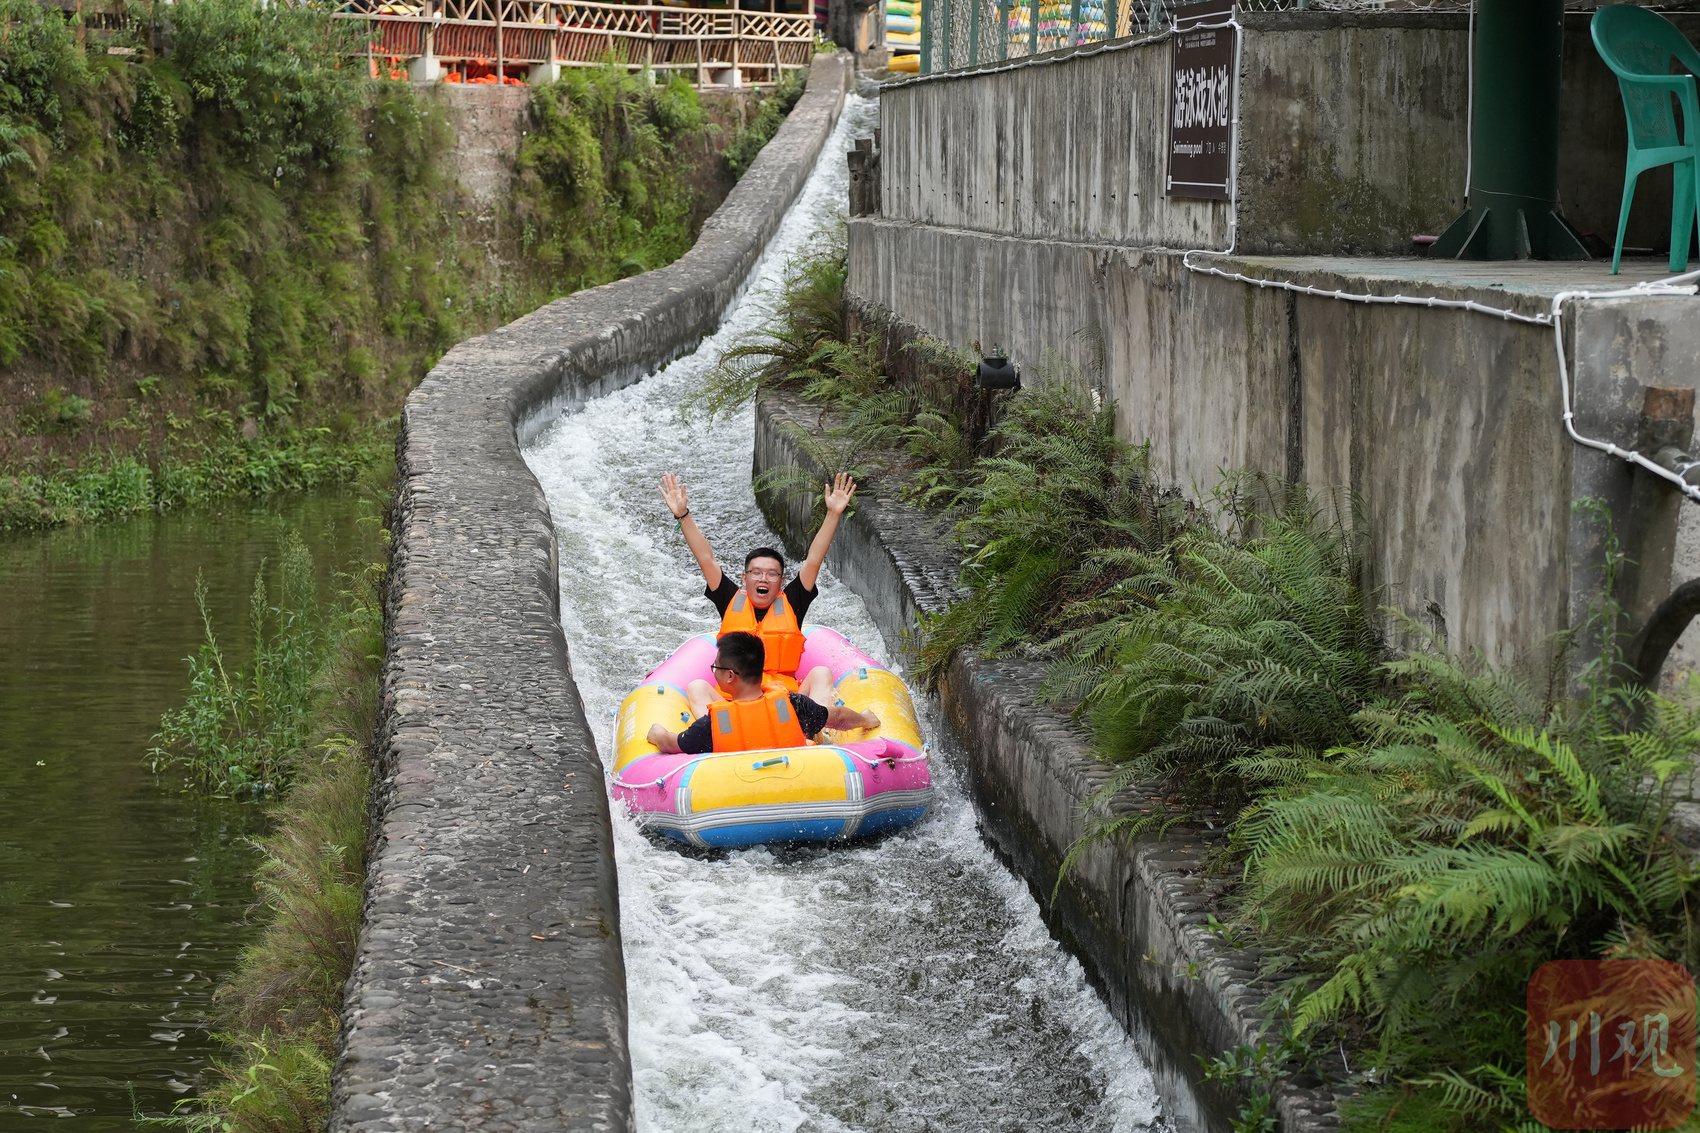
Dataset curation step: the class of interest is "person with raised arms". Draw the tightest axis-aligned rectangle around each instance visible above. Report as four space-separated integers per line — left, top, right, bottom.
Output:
659 470 858 718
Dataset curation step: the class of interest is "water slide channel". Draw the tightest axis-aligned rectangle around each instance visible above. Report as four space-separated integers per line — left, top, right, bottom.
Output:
523 92 1165 1133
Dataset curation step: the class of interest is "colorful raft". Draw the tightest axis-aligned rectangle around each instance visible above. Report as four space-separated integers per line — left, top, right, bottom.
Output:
611 627 933 847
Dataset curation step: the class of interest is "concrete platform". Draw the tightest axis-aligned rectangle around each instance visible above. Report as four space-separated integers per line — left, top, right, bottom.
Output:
1216 254 1696 303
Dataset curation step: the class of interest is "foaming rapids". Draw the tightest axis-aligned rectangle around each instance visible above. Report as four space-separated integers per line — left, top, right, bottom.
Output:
524 92 1164 1133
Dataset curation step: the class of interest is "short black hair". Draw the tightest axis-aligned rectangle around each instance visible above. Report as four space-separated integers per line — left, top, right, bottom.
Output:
716 631 765 680
744 547 786 572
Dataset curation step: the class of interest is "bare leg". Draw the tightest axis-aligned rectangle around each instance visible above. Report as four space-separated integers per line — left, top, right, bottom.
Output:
686 678 716 720
797 666 835 705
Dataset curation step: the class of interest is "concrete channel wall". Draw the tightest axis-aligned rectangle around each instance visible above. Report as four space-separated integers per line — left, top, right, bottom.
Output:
753 391 1341 1133
330 55 851 1132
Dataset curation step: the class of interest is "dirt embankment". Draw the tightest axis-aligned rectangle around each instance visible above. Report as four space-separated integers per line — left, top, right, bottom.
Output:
0 78 759 479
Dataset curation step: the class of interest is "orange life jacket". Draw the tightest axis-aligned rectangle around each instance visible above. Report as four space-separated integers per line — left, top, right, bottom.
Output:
707 690 810 753
719 588 806 690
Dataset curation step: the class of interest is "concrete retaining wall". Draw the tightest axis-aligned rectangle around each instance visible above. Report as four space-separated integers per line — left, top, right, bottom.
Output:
754 390 1342 1133
330 55 851 1132
880 12 1700 256
847 226 1700 670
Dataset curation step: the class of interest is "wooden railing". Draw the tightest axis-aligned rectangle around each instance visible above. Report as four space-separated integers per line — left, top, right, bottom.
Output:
335 0 817 85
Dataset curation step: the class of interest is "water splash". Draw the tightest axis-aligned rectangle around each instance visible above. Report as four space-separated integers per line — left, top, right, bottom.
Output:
525 93 1163 1133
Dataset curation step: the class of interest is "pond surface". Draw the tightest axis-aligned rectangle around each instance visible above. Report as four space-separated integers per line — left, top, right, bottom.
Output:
0 492 378 1129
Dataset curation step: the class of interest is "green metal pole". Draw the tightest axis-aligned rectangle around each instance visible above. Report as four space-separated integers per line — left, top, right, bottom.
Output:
998 0 1009 58
1028 0 1037 53
968 0 980 64
1105 0 1117 39
939 0 952 68
1431 0 1587 259
920 0 932 71
1068 0 1079 44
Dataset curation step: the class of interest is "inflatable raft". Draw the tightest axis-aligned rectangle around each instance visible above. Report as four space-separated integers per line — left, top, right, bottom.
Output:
611 627 933 847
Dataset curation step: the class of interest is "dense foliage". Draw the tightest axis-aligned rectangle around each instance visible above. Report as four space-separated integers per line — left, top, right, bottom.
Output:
0 1 739 531
516 66 711 283
722 68 806 179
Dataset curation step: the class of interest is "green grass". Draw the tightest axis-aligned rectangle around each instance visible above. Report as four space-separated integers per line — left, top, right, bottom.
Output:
0 420 395 532
145 529 387 1131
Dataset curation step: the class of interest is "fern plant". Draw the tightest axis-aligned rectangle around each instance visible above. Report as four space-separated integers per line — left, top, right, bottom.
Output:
1049 486 1378 821
1239 648 1700 1125
916 381 1195 684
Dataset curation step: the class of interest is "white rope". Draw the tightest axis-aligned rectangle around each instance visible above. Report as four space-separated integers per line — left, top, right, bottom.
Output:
1550 271 1700 503
1180 253 1554 324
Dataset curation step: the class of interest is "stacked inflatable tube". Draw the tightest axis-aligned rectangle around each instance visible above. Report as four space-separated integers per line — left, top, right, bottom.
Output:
612 627 933 847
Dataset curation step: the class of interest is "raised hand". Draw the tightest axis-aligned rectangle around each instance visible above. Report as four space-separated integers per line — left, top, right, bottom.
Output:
659 472 690 519
823 472 857 516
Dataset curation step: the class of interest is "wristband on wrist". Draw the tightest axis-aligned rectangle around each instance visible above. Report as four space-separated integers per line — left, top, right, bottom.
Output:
674 509 689 528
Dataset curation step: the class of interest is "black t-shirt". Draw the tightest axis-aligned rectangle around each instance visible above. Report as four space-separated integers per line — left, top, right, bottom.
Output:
705 574 817 624
675 693 830 755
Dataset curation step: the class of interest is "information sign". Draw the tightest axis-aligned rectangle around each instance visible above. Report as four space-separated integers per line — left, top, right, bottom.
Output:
1166 0 1237 200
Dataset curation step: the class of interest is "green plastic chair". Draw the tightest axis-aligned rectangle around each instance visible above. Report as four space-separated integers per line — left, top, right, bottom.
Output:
1591 5 1700 274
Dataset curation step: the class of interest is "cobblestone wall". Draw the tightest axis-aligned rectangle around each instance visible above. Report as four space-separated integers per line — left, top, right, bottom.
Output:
329 55 852 1133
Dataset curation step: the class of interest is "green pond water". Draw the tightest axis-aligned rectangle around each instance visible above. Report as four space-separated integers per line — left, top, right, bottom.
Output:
0 492 378 1129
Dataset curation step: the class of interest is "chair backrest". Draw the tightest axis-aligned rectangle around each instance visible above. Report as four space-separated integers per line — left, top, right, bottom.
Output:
1592 5 1700 153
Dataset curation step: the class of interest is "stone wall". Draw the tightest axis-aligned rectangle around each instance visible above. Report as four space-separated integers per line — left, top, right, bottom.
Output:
754 390 1344 1133
422 83 533 209
330 54 852 1133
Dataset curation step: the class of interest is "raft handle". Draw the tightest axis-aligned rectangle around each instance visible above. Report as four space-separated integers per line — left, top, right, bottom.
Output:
751 756 790 770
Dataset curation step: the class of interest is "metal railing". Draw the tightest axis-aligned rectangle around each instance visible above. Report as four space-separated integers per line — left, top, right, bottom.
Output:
334 0 817 85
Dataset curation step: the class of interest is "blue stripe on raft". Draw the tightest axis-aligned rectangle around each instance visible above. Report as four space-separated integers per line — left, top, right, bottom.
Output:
698 820 850 846
651 807 930 848
857 807 930 836
834 665 889 687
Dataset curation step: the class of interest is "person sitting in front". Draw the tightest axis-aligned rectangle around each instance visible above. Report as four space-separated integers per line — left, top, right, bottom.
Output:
659 469 857 717
646 632 880 755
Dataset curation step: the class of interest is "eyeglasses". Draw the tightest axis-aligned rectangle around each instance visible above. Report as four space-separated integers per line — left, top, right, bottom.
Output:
710 664 741 677
743 568 783 580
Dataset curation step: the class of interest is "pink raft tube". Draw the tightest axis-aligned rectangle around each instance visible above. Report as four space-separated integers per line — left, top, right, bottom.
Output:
610 626 933 848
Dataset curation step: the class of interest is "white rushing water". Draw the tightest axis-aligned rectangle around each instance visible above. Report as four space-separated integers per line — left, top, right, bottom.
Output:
524 92 1164 1133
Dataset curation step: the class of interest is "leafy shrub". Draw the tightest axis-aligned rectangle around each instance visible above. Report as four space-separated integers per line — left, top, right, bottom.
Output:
917 382 1195 684
1237 650 1700 1126
161 0 365 180
516 67 709 288
148 534 322 795
34 387 95 431
1049 483 1377 818
722 69 806 178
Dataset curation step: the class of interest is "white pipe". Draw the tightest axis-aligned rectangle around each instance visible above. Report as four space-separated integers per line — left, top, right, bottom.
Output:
1550 270 1700 502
